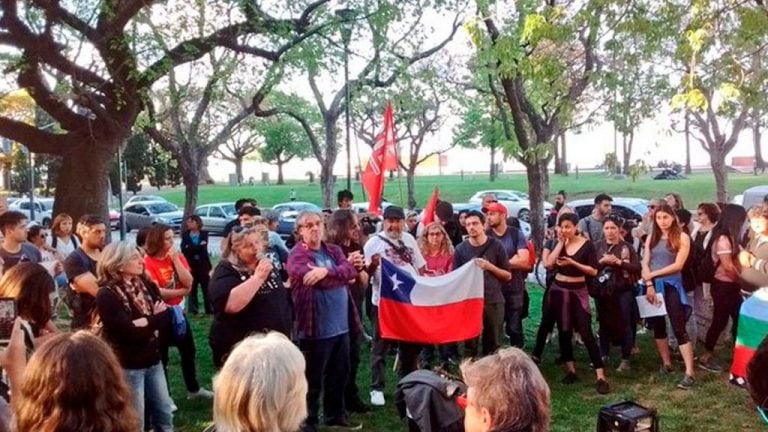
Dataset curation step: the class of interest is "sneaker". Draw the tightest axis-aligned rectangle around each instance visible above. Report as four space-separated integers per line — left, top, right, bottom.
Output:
325 419 363 430
370 390 385 407
660 364 674 375
170 401 178 413
616 360 631 372
561 372 579 385
729 375 747 389
677 374 695 390
187 387 214 400
698 357 723 373
596 379 611 394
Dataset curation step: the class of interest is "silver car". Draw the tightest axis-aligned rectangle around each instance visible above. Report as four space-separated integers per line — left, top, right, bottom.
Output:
194 202 237 235
124 195 169 207
123 201 184 232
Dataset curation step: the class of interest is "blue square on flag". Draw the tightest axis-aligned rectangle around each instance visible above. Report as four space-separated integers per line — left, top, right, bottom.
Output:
381 259 416 304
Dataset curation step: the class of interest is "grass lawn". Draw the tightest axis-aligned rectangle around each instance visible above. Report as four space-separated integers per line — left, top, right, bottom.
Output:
154 171 768 209
167 285 765 432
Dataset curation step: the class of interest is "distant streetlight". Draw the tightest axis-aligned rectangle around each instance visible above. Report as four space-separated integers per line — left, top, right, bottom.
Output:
336 8 356 192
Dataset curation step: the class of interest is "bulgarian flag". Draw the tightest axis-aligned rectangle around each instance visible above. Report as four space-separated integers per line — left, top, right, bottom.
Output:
731 288 768 378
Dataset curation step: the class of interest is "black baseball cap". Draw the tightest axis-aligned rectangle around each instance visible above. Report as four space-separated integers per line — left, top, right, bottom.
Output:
382 206 405 220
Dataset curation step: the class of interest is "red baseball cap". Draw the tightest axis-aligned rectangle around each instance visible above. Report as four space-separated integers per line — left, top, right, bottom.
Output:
482 202 508 215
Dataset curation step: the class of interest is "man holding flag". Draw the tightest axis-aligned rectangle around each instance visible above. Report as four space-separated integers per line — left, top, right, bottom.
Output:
453 210 512 358
364 205 426 407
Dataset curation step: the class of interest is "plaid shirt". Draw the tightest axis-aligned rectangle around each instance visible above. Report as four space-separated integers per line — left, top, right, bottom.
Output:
287 241 360 340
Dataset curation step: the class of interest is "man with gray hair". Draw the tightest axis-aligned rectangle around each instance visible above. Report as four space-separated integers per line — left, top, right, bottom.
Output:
287 211 362 431
460 347 551 432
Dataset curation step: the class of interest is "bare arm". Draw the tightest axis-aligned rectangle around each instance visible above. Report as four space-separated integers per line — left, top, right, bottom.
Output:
72 272 99 297
544 241 564 268
510 248 530 270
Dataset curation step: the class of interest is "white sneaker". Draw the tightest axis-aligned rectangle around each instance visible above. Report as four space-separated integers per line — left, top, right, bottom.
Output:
370 390 385 406
188 387 214 400
170 401 178 413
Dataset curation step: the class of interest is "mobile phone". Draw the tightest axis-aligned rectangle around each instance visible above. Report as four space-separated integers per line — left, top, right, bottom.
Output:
0 298 17 340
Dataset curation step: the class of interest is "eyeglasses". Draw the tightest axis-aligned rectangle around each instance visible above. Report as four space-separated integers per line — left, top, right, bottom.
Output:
427 232 443 237
300 221 322 229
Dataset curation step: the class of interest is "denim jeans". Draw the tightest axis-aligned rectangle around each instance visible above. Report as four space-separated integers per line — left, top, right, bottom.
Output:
124 362 174 432
300 334 350 426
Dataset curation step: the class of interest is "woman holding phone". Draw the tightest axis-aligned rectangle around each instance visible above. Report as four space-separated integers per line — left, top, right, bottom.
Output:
641 202 696 390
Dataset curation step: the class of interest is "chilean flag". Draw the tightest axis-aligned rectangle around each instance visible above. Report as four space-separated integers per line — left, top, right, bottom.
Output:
731 288 768 378
379 258 484 344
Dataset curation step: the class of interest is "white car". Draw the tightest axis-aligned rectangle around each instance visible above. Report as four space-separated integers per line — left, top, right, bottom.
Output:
468 190 553 222
8 197 54 227
124 195 169 208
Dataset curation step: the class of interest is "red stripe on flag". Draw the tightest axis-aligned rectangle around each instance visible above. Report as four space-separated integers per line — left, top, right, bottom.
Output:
731 345 756 378
378 298 484 344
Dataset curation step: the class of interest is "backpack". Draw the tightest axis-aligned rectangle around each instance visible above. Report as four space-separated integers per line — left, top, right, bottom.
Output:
697 235 719 284
526 241 536 270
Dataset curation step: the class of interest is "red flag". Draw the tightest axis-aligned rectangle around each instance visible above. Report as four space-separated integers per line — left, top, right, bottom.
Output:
362 102 395 214
421 186 439 226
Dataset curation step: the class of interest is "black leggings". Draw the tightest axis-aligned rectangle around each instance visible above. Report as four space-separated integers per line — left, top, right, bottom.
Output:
704 279 742 352
647 285 690 345
532 289 558 359
550 283 604 369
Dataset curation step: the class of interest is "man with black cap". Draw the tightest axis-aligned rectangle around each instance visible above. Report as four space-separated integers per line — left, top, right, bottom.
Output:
485 202 530 348
363 205 426 407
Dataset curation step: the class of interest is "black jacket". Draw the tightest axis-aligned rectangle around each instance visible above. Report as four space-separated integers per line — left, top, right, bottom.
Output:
96 277 170 370
396 370 465 432
181 230 212 273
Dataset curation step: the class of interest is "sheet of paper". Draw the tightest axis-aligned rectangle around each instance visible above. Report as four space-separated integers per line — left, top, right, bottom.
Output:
636 293 667 318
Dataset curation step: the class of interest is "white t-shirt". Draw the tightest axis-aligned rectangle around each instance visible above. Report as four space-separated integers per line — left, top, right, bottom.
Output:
363 232 426 306
48 234 78 257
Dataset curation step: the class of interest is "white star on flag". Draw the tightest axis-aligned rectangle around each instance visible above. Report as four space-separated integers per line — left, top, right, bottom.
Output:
390 273 403 291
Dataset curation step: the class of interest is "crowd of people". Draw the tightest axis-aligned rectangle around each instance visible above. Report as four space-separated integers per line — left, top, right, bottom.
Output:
0 187 763 432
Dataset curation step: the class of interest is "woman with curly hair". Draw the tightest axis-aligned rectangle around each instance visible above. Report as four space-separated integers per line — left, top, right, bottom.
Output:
13 331 140 432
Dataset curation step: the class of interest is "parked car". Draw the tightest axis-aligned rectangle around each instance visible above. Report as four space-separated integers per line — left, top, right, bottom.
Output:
567 197 650 228
123 201 184 232
124 195 169 207
9 198 54 227
272 202 323 241
194 202 237 235
468 190 553 222
351 200 393 214
741 185 768 209
109 210 120 230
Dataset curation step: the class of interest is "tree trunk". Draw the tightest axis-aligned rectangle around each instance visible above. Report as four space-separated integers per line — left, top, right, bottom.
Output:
489 143 497 182
559 133 568 176
319 118 339 208
524 155 551 251
711 149 729 203
234 156 244 184
182 171 200 220
53 142 114 232
276 159 285 185
684 111 692 175
553 135 562 174
406 167 417 209
622 131 633 174
754 107 765 171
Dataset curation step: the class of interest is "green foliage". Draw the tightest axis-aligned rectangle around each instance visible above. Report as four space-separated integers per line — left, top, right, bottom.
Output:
628 159 649 183
9 144 43 195
256 115 313 164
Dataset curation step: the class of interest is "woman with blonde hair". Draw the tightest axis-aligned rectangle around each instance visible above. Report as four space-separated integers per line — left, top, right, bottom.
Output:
207 332 307 432
95 241 174 431
209 225 292 368
48 213 79 257
13 331 140 432
418 222 454 276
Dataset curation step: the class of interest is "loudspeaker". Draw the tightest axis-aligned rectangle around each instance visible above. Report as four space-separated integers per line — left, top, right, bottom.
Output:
597 401 659 432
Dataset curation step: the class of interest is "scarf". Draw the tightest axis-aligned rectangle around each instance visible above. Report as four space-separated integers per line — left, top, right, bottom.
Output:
107 277 153 317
